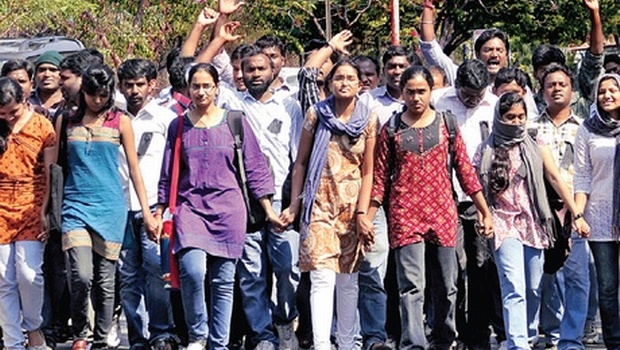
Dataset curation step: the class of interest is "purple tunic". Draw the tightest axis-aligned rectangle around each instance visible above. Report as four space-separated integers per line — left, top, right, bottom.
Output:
158 111 274 258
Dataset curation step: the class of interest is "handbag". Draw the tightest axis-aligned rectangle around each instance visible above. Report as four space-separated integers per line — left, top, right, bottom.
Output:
161 114 184 290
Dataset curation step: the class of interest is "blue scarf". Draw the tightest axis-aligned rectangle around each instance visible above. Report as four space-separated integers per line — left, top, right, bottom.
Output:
300 95 370 237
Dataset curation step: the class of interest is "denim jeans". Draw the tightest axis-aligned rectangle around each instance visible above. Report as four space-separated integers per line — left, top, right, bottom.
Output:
0 241 45 350
394 241 457 350
66 245 117 347
540 271 564 344
493 238 544 350
358 207 388 349
588 241 620 350
178 248 236 350
556 236 590 350
118 210 175 345
237 200 300 347
41 235 70 343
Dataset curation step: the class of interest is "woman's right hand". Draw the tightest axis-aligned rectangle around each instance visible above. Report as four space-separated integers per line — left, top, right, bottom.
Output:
279 205 299 228
574 217 591 238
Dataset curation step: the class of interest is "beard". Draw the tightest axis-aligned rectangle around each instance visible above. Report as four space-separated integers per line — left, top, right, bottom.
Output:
244 76 274 98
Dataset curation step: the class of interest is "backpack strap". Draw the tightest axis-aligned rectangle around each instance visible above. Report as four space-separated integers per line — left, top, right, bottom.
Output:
386 111 402 182
442 111 458 177
226 110 254 216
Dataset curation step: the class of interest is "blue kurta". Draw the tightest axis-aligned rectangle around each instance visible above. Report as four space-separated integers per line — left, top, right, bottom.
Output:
158 111 274 259
62 110 127 260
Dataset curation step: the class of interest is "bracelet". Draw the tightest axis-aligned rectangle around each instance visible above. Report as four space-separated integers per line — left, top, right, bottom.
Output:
327 42 337 52
574 212 584 220
421 20 435 25
355 210 367 215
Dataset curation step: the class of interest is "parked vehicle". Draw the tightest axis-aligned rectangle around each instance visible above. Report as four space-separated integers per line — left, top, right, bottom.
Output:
0 36 85 68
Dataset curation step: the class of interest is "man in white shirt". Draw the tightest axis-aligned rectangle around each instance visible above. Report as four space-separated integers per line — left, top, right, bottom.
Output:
117 58 178 350
433 59 503 349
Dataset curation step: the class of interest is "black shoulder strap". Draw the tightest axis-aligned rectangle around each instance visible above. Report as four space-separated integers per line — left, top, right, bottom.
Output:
226 110 254 211
443 111 458 177
386 111 402 181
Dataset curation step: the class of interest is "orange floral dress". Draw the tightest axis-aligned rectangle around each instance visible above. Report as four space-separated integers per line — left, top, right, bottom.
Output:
299 107 379 273
0 112 56 243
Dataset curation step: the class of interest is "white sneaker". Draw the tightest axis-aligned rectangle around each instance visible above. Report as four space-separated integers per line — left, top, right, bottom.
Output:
106 318 121 348
186 341 205 350
255 340 276 350
276 323 299 350
498 340 508 350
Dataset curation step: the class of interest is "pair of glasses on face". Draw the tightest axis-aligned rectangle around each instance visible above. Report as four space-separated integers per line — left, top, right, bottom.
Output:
190 84 217 93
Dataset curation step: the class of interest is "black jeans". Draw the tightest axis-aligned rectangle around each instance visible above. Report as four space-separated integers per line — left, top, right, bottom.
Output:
589 241 620 350
66 246 117 347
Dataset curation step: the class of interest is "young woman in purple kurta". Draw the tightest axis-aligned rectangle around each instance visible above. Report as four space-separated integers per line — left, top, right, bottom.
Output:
155 63 279 350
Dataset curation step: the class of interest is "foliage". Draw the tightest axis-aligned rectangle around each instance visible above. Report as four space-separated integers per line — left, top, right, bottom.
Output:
0 0 618 68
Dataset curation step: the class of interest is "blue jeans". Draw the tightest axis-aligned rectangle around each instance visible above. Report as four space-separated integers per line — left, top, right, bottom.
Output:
394 242 457 350
493 238 544 350
237 200 300 347
178 248 236 350
557 237 591 350
118 210 175 345
540 270 564 345
358 207 388 349
588 241 620 350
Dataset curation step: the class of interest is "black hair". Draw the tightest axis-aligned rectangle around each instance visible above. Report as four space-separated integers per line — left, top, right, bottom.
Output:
489 92 526 197
118 58 158 83
456 59 489 90
255 35 286 57
540 63 573 88
494 67 530 91
80 48 105 65
382 45 422 66
399 65 434 91
60 51 98 76
75 64 116 121
428 65 448 87
474 28 510 58
241 45 274 71
231 44 254 62
186 62 220 86
1 59 34 80
353 55 380 75
604 54 620 67
531 44 566 73
167 53 194 92
0 77 25 154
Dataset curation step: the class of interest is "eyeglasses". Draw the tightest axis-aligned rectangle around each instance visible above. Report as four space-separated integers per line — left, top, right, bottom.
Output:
190 84 217 93
331 76 359 84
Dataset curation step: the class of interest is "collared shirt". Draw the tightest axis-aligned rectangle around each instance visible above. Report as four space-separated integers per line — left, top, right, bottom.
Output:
118 100 177 211
530 110 582 191
157 89 192 117
218 87 303 200
29 89 64 117
535 50 604 120
368 85 404 126
434 87 498 202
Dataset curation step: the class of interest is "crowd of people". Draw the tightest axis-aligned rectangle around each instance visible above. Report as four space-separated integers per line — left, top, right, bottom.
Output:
1 0 620 350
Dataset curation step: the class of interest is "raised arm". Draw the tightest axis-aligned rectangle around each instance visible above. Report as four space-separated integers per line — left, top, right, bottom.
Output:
180 7 219 57
576 0 605 101
420 0 436 42
418 0 458 85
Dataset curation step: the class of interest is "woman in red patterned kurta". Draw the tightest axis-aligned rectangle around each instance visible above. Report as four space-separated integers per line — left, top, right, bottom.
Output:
367 66 493 350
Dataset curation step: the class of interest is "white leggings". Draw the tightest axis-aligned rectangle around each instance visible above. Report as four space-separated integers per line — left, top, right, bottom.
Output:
0 241 45 350
310 270 359 350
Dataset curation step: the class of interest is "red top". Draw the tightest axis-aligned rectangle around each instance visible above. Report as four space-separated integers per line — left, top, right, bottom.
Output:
371 115 481 248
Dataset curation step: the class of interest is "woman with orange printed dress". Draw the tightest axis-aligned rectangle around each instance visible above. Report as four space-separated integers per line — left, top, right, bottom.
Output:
0 77 56 350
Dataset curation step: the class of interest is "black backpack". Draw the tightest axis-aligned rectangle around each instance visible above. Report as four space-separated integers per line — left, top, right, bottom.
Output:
226 110 269 233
